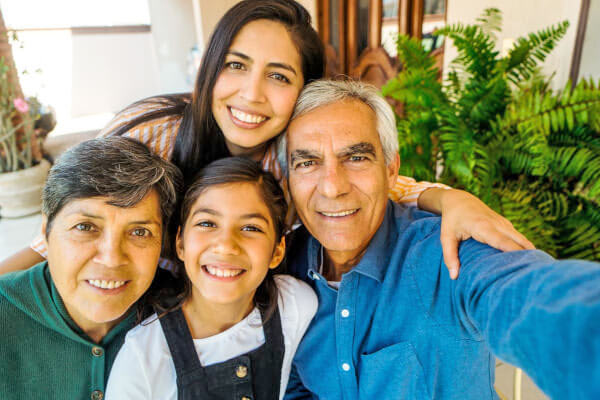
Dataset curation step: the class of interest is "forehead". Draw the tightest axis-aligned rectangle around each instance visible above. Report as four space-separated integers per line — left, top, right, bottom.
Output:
55 191 162 221
287 99 381 153
229 19 301 65
190 182 272 219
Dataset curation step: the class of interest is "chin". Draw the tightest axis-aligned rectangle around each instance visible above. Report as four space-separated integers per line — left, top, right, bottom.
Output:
318 237 361 254
88 305 132 324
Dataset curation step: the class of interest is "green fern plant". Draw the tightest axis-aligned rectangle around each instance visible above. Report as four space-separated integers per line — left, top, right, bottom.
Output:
382 8 600 261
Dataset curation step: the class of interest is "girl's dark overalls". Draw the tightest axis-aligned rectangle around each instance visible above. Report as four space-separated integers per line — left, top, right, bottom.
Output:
159 307 284 400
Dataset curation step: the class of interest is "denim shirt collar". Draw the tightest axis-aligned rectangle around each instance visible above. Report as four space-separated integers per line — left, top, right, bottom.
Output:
306 201 398 283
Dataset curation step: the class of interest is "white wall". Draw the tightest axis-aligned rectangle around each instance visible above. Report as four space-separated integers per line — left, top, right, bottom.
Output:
147 0 197 93
71 30 160 117
578 0 600 82
195 0 318 46
444 0 582 89
13 29 161 124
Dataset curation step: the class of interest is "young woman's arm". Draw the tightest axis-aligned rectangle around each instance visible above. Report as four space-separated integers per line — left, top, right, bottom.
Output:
0 247 44 275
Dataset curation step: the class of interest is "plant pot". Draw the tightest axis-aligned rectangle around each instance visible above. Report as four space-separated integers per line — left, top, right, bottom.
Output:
0 158 51 218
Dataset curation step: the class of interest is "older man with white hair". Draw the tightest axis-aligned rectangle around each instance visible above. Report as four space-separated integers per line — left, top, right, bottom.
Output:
279 79 600 399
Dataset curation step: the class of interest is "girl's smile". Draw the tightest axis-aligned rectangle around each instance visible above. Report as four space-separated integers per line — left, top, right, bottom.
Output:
203 263 246 280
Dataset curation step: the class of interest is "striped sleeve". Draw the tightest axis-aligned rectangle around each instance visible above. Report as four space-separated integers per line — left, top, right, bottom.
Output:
98 102 182 160
389 175 450 206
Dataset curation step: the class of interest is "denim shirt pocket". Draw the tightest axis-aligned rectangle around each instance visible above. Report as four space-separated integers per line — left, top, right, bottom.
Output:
358 341 430 399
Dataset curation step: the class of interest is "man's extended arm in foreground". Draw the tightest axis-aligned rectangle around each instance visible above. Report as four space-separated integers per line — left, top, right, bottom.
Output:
453 242 600 399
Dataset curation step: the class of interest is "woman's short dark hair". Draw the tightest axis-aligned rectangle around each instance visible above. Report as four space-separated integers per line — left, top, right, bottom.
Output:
42 137 183 246
112 0 324 185
148 157 288 324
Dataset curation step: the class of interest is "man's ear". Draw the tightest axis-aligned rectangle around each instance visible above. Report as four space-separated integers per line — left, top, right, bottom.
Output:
269 236 286 270
41 215 49 246
386 153 400 189
175 227 185 262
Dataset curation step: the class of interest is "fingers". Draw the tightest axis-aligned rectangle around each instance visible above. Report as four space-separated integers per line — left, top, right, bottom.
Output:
440 230 461 280
472 221 535 253
503 227 535 250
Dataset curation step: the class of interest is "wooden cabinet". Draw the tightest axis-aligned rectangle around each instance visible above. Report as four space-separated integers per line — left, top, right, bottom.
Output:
317 0 446 87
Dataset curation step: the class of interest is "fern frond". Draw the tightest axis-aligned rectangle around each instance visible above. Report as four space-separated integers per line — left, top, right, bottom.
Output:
504 21 569 84
476 7 502 42
500 78 600 135
438 23 499 81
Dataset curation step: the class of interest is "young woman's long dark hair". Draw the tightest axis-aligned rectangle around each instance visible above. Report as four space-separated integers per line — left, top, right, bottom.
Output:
112 0 324 184
144 157 288 324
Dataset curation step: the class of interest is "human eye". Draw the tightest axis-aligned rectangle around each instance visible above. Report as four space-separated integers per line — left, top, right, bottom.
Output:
74 222 95 232
131 228 152 238
225 61 245 71
195 220 216 228
348 155 368 162
294 160 315 169
242 225 264 233
270 72 291 83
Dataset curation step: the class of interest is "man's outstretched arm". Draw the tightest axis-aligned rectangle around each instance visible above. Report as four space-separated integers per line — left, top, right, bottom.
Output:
454 243 600 399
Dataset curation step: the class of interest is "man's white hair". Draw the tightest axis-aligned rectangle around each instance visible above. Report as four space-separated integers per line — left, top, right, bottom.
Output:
277 79 399 174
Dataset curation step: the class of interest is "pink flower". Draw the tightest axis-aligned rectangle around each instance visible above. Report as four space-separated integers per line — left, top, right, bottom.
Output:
13 98 29 113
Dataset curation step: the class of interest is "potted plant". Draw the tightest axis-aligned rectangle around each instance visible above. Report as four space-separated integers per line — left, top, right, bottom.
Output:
0 11 50 218
382 8 600 261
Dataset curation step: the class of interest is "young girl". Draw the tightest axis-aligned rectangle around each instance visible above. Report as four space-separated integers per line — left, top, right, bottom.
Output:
4 0 532 279
105 157 317 400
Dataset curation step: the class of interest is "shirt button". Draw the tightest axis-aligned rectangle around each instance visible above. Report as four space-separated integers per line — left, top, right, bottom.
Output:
91 346 103 357
342 363 351 371
91 390 103 400
341 309 350 318
241 397 252 400
236 365 248 378
311 272 320 280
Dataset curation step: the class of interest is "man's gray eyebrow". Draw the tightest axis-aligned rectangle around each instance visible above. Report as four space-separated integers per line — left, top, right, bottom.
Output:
337 142 377 158
290 149 321 163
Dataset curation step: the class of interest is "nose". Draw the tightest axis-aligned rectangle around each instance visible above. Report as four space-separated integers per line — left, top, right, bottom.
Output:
318 161 351 199
211 228 242 256
93 231 128 268
240 70 266 103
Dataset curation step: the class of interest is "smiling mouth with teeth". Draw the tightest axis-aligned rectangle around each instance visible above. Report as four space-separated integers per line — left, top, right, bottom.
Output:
319 209 359 217
229 107 268 124
87 279 128 290
204 264 245 278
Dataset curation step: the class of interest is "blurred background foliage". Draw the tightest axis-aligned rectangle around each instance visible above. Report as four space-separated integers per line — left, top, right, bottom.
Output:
383 8 600 260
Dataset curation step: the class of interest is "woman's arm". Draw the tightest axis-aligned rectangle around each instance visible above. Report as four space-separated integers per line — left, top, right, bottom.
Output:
0 247 44 275
417 187 535 279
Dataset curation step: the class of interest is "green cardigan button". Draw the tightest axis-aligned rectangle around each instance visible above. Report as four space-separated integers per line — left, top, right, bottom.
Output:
91 347 103 357
91 390 103 400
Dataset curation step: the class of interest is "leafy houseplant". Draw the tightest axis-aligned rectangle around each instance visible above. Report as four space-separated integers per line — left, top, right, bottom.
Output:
382 8 600 261
0 11 49 217
0 57 39 173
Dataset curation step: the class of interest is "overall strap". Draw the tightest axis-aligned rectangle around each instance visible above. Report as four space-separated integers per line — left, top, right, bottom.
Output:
250 305 285 400
260 305 284 352
158 308 203 378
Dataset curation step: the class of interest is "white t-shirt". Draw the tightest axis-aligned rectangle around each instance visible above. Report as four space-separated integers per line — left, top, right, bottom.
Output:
105 275 317 400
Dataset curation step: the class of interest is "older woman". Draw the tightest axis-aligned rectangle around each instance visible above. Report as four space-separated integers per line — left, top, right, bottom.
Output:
0 137 181 400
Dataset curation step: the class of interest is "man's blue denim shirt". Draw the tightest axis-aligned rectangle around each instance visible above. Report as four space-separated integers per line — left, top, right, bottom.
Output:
285 201 600 399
